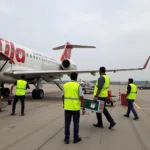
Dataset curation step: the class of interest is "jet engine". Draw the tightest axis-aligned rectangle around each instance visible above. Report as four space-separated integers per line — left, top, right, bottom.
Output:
61 59 77 70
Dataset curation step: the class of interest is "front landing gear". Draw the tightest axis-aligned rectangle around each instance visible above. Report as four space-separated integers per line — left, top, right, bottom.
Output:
32 78 44 99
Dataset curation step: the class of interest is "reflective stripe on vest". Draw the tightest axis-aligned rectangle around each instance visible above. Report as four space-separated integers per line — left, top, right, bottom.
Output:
126 83 137 100
93 75 110 98
63 81 80 111
15 80 27 96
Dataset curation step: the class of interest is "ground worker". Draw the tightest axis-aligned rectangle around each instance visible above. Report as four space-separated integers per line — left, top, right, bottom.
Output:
62 72 85 144
93 67 116 129
10 75 30 116
124 78 139 120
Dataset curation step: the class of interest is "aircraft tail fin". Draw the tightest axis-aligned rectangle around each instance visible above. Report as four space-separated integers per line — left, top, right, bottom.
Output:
53 42 96 61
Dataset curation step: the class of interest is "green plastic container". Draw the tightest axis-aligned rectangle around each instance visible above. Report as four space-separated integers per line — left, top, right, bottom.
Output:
81 98 101 112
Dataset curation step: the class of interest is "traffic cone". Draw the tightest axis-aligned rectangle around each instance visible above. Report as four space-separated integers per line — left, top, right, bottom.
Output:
119 89 121 101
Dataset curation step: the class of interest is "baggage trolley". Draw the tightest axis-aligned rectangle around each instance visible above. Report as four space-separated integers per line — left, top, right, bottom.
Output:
106 90 116 106
0 91 7 112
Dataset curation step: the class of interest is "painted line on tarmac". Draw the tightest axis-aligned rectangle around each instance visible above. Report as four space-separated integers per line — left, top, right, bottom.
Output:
140 108 150 110
134 102 141 109
134 103 150 110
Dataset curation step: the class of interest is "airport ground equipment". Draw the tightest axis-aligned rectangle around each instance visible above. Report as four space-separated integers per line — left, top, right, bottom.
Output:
106 90 116 106
137 85 150 90
121 93 128 106
80 81 94 94
82 87 94 94
0 94 7 112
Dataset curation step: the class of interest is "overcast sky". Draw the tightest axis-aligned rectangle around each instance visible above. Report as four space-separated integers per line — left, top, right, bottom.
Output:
0 0 150 81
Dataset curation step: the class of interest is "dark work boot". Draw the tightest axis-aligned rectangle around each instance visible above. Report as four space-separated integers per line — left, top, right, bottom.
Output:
64 138 69 144
124 114 129 118
21 113 25 116
64 135 69 144
93 123 104 128
108 121 116 129
73 137 82 144
10 112 15 116
133 116 139 120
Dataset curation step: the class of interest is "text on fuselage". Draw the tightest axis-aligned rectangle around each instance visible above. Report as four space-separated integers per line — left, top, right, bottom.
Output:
0 38 25 64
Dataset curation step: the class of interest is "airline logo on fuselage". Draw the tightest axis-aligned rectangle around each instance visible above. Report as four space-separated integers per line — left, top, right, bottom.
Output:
0 38 25 64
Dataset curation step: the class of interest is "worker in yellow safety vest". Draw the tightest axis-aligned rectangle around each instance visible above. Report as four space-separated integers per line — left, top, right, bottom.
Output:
93 67 116 129
124 78 139 120
10 75 30 116
62 72 85 144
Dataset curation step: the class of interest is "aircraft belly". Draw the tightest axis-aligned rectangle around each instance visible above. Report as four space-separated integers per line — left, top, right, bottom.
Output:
0 73 16 83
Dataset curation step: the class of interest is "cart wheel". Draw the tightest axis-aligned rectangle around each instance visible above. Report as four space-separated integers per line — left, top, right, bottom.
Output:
111 102 113 106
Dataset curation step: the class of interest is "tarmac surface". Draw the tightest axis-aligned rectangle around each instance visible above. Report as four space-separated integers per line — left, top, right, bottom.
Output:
0 84 150 150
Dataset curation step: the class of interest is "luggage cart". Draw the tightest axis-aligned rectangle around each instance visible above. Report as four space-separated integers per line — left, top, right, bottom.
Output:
0 91 7 112
106 90 116 106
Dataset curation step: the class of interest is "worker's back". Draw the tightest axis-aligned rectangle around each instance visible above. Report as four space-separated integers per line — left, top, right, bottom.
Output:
16 79 27 96
63 81 80 111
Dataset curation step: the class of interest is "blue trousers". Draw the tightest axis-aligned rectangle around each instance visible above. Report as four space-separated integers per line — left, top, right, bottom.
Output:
12 95 25 114
64 110 80 140
126 99 138 117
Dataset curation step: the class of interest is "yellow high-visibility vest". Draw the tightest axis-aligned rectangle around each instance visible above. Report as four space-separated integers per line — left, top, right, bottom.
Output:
126 83 137 100
63 81 80 111
15 80 27 96
93 75 110 98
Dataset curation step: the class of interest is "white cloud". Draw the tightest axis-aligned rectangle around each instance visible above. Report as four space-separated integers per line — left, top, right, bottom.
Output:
0 0 14 15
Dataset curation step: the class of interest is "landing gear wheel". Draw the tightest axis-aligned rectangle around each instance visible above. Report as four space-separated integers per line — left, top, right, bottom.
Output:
32 89 44 99
1 88 10 97
37 89 44 99
111 102 113 106
32 89 37 99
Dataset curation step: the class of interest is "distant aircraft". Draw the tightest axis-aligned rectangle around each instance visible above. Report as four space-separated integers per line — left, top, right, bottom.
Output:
0 37 149 99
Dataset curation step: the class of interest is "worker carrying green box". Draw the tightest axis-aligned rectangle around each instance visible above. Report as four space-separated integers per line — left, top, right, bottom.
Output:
92 66 116 129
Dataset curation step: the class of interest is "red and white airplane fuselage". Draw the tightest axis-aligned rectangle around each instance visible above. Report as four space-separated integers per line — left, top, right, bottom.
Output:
0 38 77 83
0 37 149 99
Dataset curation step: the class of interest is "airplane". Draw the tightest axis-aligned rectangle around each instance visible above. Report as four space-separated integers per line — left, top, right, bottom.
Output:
0 37 149 99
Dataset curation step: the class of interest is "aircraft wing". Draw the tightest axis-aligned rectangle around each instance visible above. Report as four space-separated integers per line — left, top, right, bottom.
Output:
3 56 150 78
